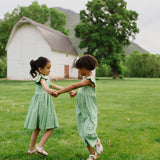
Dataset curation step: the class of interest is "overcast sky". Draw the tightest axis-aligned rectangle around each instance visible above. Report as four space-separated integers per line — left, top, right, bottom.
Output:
0 0 160 54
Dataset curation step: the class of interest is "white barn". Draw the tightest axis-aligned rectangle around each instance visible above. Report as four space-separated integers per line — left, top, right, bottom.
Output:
6 16 79 80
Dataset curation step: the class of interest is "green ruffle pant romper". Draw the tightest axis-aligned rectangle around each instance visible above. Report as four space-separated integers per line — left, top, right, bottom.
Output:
76 76 98 147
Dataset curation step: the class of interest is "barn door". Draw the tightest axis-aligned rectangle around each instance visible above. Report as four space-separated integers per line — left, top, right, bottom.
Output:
64 65 69 78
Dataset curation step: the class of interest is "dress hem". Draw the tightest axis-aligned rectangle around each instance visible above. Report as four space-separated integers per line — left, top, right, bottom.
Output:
24 126 59 130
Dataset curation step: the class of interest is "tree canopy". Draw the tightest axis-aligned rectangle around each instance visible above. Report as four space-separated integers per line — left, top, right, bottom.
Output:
125 51 160 78
0 1 68 56
75 0 139 78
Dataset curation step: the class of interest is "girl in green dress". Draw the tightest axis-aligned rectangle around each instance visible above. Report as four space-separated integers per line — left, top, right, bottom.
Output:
24 57 63 156
57 55 103 160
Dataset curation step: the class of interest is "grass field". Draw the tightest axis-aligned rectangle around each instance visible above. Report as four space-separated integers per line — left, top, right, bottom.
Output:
0 78 160 160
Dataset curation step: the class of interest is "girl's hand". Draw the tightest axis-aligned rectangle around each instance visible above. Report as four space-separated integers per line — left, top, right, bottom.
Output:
69 91 77 98
53 92 59 98
49 89 58 97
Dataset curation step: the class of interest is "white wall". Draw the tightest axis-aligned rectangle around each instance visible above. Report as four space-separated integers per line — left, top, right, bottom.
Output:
50 51 78 79
7 24 51 80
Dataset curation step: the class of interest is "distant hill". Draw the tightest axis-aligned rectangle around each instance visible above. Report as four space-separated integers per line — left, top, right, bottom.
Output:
124 41 149 54
55 7 149 54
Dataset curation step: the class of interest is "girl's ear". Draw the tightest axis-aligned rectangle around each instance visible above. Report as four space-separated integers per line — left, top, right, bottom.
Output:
38 67 42 73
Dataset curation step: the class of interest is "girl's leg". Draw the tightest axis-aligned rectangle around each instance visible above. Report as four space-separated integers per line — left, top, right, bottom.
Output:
37 129 53 148
29 128 40 151
87 145 97 160
87 145 95 155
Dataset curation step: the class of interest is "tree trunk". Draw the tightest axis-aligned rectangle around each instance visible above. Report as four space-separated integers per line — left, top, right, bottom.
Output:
110 63 121 79
113 72 120 79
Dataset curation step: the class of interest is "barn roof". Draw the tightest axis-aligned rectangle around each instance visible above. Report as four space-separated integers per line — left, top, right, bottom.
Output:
6 16 78 55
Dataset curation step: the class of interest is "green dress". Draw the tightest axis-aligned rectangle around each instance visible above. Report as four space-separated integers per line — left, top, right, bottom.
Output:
76 76 98 147
24 74 59 130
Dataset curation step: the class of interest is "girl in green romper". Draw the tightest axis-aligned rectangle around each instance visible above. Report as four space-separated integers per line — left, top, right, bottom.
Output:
24 57 64 156
57 55 103 160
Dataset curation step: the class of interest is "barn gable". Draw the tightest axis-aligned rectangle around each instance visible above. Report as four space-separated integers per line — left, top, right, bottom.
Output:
6 16 78 55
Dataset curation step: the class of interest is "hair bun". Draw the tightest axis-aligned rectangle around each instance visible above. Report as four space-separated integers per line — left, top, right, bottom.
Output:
30 60 37 69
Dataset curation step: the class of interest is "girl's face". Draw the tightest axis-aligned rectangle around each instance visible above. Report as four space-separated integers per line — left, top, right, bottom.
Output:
78 68 86 76
38 62 51 76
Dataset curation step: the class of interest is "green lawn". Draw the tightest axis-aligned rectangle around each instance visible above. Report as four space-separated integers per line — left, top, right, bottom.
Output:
0 78 160 160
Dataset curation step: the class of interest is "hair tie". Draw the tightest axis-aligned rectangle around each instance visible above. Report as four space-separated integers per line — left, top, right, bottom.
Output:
73 56 80 67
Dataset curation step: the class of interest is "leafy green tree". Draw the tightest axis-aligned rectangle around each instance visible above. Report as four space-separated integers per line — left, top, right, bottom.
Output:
75 0 139 79
0 1 68 57
125 51 160 78
125 51 142 77
96 64 112 77
50 8 69 35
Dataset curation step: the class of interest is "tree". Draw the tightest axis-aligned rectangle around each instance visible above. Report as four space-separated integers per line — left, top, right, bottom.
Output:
0 1 68 57
75 0 139 79
125 51 160 78
50 8 69 35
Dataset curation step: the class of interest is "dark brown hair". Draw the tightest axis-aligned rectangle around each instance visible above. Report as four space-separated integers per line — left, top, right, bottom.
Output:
75 55 98 70
30 57 50 78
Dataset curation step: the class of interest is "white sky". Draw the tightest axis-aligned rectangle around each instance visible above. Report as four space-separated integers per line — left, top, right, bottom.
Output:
0 0 160 54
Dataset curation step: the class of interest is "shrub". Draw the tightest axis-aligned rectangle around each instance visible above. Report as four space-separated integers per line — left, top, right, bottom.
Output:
96 64 112 77
0 56 7 78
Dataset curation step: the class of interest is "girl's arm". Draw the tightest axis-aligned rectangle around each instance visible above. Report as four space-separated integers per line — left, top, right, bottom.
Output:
40 78 57 96
57 79 90 95
50 82 76 97
70 91 78 98
50 83 64 90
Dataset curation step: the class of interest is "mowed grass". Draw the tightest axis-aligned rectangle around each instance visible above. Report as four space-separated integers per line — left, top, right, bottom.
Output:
0 78 160 160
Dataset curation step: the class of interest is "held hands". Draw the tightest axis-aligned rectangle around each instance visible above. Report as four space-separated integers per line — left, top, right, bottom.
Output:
50 90 77 98
50 90 61 98
69 91 77 98
49 89 58 98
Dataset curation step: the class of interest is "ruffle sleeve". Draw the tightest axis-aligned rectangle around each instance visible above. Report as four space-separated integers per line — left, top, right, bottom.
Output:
35 74 48 84
86 76 96 87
